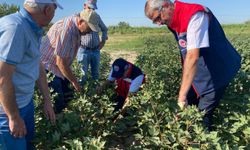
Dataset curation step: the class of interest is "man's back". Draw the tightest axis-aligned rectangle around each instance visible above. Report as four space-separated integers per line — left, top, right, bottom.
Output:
40 15 81 79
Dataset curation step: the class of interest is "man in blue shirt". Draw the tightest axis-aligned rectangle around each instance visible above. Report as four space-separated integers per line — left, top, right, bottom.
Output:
0 0 62 149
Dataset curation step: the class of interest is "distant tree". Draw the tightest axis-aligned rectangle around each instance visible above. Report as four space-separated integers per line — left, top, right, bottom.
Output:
245 20 250 24
118 21 130 28
0 3 53 33
0 3 19 17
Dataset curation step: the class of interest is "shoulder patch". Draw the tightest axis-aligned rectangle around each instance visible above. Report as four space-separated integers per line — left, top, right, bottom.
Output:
113 65 119 72
179 39 187 48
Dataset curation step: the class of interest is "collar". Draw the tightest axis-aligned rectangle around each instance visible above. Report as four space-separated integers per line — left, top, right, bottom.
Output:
168 1 179 30
20 8 44 38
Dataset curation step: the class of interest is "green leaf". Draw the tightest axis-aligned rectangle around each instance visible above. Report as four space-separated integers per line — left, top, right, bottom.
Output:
52 131 61 143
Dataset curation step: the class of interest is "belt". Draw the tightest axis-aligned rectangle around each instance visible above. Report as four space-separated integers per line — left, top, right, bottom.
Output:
81 45 99 50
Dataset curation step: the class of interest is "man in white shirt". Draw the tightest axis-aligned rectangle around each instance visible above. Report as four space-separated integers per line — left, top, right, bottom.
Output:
145 0 241 131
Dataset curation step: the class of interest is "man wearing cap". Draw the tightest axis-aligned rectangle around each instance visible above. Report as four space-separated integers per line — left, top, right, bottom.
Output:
97 58 145 112
0 0 61 149
84 0 98 10
40 10 101 113
77 0 108 86
145 0 241 131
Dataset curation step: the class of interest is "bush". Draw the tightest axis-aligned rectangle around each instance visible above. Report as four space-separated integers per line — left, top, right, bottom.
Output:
33 30 250 149
0 3 19 17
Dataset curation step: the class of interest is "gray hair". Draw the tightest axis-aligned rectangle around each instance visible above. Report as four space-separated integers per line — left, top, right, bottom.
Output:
145 0 170 17
24 2 48 13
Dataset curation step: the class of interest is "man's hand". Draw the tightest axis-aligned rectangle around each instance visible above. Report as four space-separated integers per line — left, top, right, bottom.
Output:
98 41 106 50
37 63 56 125
178 95 187 110
72 81 81 92
9 116 27 138
95 85 103 95
0 62 27 138
128 92 137 97
56 56 81 92
96 80 113 95
43 100 56 125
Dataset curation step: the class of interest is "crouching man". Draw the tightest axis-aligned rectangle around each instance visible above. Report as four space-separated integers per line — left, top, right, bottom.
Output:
97 58 145 113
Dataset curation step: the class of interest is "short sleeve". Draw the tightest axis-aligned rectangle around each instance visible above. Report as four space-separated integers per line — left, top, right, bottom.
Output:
0 24 26 65
54 22 73 58
129 75 144 93
107 68 115 81
187 12 210 50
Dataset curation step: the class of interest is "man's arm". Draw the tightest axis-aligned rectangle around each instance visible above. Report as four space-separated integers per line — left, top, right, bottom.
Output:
178 48 199 109
98 17 108 50
98 40 106 50
96 80 113 95
56 56 81 92
36 63 56 124
0 61 26 138
178 12 209 109
96 67 114 94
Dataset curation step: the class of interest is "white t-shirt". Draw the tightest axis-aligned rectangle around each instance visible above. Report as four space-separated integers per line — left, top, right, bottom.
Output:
108 68 144 93
186 12 210 51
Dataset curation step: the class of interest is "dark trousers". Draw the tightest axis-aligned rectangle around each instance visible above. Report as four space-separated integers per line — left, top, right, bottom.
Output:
48 75 74 113
187 86 227 130
113 95 126 112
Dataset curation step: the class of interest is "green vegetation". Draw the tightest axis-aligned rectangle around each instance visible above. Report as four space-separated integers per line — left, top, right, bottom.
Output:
104 34 145 52
34 25 249 149
104 22 250 53
0 4 249 149
223 23 250 35
105 23 170 52
0 3 19 17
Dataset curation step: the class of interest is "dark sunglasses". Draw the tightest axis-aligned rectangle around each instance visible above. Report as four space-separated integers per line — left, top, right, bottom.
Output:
152 6 163 24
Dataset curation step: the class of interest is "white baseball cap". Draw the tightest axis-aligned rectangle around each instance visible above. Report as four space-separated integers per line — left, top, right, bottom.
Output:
80 10 101 32
24 0 63 9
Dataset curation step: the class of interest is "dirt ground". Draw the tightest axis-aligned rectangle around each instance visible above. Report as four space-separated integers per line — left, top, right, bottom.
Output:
107 50 138 64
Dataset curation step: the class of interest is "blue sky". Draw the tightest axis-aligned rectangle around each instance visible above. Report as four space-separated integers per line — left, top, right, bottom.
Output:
1 0 250 27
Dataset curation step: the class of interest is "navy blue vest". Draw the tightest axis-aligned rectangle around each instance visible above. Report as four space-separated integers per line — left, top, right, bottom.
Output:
129 64 143 80
169 11 241 96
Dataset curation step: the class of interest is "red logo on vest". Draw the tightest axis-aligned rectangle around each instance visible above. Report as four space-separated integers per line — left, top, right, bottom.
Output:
179 39 187 48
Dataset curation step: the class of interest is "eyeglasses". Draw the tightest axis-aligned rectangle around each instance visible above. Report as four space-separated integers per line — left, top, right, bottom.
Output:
53 3 57 10
152 6 163 24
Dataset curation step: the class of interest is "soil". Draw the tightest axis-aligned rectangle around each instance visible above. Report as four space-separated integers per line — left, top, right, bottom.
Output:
107 50 138 64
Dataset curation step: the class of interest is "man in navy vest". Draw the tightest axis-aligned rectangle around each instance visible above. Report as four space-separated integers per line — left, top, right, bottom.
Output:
145 0 241 131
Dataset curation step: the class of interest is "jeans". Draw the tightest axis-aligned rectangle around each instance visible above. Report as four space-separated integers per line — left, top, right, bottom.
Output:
0 100 35 150
77 47 100 85
48 75 74 113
